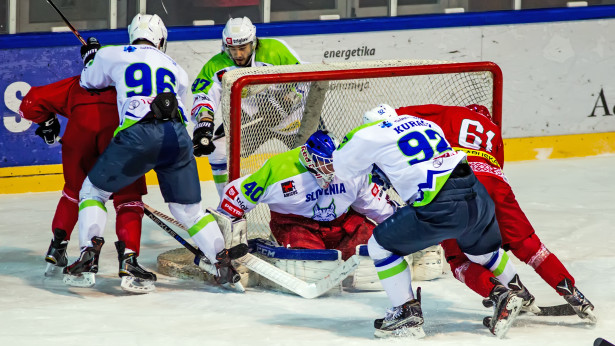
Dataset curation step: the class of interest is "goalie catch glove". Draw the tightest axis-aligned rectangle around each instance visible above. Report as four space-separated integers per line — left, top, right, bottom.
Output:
35 115 61 145
80 37 101 65
192 118 216 157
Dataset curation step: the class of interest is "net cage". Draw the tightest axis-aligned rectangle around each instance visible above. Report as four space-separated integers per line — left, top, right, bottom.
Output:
219 59 503 240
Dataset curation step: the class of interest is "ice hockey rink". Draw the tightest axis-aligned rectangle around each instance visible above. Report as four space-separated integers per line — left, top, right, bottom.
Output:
0 155 613 346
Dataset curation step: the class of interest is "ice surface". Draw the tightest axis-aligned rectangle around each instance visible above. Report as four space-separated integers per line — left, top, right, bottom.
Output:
0 155 613 346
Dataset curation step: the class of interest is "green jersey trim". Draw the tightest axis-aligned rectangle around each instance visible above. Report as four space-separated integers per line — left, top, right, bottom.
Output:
337 121 382 151
240 148 307 203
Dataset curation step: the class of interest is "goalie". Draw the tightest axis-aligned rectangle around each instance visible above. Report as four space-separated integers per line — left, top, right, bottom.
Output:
217 130 393 262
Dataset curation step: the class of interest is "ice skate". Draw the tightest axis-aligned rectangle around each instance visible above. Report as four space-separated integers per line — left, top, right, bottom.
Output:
483 278 523 338
508 274 541 314
374 287 426 339
194 244 248 293
116 241 157 294
556 278 597 323
63 236 104 288
483 274 540 314
214 247 245 292
44 228 68 276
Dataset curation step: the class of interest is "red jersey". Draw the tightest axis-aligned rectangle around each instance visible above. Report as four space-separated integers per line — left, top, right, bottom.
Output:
20 75 117 133
396 104 506 181
19 75 146 197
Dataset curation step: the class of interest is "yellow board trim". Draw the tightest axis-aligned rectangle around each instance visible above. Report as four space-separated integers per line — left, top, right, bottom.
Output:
0 157 213 194
503 131 615 162
1 132 614 194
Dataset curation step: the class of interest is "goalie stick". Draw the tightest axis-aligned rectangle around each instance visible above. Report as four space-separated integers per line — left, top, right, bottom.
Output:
143 203 360 299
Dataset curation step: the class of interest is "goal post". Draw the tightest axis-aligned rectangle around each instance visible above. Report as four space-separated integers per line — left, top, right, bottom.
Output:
219 59 503 240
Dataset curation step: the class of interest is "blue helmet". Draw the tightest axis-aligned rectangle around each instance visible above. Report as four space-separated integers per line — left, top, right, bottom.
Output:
305 130 336 160
299 130 338 188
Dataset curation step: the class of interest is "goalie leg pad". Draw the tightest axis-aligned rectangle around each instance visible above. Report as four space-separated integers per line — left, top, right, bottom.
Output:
206 208 248 249
347 245 415 291
411 244 445 281
251 239 343 296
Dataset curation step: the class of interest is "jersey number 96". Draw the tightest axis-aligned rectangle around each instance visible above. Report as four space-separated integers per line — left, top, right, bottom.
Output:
125 63 176 97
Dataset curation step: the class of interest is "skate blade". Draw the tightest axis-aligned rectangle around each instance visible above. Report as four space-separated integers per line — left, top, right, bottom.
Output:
120 276 156 294
522 301 542 314
492 295 523 339
63 272 96 288
221 281 245 293
582 308 598 324
44 263 58 277
374 325 426 339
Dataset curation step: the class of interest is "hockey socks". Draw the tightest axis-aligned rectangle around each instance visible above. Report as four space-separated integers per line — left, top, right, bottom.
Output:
51 194 78 239
467 248 516 287
374 255 414 307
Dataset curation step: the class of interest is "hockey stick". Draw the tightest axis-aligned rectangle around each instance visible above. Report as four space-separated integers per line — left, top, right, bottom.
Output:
143 205 247 287
520 303 577 316
45 0 86 45
143 203 360 299
143 207 201 257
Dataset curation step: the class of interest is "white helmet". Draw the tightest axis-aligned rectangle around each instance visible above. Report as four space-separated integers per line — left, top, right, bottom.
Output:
363 104 397 124
128 14 168 52
222 17 257 64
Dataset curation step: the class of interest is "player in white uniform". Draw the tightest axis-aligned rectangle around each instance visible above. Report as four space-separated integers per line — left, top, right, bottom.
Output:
64 14 242 291
218 130 395 261
333 105 523 338
191 16 308 198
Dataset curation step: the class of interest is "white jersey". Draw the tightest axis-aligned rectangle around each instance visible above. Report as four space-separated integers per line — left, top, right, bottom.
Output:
333 115 466 206
218 147 394 223
80 45 190 133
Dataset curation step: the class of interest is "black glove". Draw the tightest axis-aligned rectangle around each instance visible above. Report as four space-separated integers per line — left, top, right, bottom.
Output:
192 120 216 157
371 164 391 191
35 115 61 145
80 37 101 65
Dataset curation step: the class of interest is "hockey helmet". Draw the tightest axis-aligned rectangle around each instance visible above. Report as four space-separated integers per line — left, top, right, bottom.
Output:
222 17 257 66
128 14 168 52
299 130 338 188
362 104 397 124
466 104 492 120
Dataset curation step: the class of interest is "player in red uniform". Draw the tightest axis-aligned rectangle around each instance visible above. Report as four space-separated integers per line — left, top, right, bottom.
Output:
19 73 156 292
393 103 596 323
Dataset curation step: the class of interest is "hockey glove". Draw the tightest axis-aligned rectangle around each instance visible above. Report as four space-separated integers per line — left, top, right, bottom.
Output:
371 164 391 191
80 37 101 65
35 115 61 145
192 119 216 156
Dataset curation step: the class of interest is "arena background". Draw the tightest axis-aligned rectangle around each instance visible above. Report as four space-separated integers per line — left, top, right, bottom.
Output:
1 6 614 193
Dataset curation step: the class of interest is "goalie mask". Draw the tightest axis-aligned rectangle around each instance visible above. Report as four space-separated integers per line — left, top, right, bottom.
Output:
299 130 338 189
362 103 397 124
128 14 168 53
222 17 257 67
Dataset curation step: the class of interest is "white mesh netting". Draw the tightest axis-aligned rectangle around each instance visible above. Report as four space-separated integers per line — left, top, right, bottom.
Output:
219 59 502 240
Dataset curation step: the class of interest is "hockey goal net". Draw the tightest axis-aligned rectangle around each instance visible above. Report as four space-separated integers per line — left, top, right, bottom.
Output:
219 59 503 240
